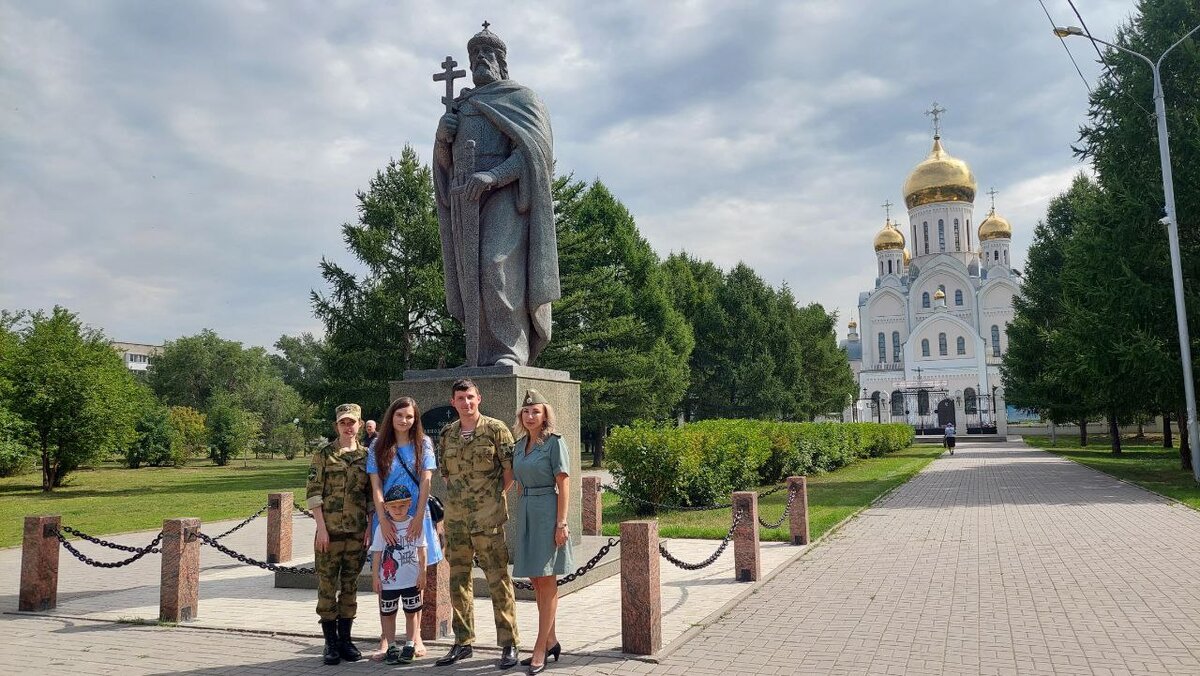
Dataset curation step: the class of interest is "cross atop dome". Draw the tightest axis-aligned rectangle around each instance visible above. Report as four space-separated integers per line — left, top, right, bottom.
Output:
924 102 947 138
881 200 893 221
987 186 999 210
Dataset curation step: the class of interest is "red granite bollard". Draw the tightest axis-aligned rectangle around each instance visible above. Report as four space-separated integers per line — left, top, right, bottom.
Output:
160 518 200 622
732 491 760 582
582 476 602 536
267 491 292 563
620 520 661 655
787 476 810 546
421 556 451 640
19 515 61 611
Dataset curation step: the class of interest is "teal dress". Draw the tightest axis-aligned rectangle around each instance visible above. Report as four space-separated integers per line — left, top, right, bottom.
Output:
512 434 574 578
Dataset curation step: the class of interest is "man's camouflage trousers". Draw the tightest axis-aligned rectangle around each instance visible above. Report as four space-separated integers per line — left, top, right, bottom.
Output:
315 533 365 621
447 522 518 647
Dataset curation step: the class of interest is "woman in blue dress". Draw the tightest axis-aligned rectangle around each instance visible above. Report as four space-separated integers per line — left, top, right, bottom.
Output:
512 389 573 674
367 396 444 659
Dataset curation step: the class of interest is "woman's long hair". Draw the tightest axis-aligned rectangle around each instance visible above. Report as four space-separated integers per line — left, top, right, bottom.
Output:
375 396 424 480
512 402 556 447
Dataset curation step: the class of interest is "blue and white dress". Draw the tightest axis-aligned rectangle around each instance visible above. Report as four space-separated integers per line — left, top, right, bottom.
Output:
367 436 444 566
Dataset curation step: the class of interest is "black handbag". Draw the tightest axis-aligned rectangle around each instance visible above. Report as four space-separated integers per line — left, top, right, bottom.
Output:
398 450 445 523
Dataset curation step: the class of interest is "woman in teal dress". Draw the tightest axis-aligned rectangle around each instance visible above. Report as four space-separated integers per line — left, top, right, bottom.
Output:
512 389 573 675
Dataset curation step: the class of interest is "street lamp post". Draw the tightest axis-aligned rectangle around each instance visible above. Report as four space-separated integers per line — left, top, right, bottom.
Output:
1054 24 1200 481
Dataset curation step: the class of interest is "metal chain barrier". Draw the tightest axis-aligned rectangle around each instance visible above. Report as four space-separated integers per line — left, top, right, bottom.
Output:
59 525 163 554
757 486 797 529
194 531 315 575
295 501 315 519
211 503 269 541
56 529 164 568
658 511 743 570
508 536 621 590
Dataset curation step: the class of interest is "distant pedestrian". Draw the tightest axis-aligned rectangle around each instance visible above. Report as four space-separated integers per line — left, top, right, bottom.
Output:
944 422 957 455
364 419 378 448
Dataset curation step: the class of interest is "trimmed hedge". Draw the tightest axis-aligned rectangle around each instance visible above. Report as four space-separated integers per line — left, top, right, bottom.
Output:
607 420 914 513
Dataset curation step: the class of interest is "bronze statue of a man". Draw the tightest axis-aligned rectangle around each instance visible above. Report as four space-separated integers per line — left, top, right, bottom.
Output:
433 24 559 367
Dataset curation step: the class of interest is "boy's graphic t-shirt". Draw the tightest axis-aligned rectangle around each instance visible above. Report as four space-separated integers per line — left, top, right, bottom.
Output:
369 516 426 590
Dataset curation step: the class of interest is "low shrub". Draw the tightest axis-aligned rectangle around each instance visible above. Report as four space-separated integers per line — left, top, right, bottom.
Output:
607 420 913 513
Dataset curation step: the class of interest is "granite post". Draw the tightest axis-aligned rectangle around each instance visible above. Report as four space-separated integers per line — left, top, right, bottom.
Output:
620 520 660 655
732 491 760 582
581 476 602 536
422 557 452 640
160 517 200 622
267 492 293 564
19 515 60 612
787 476 810 546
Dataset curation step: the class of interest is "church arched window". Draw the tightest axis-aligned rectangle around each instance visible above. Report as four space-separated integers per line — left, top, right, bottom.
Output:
995 250 1000 261
938 332 948 356
880 261 884 276
956 336 966 355
1004 249 1009 265
921 339 930 357
954 289 963 305
892 331 901 362
878 332 886 363
917 390 930 415
954 219 961 250
967 219 971 248
965 387 977 413
922 292 930 309
938 219 945 251
891 390 904 416
991 325 1001 356
923 222 929 254
887 259 893 274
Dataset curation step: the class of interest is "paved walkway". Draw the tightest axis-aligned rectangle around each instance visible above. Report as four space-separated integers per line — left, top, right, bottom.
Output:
5 440 1200 674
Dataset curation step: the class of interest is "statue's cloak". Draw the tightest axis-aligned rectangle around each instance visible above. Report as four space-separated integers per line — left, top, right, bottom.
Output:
434 79 559 362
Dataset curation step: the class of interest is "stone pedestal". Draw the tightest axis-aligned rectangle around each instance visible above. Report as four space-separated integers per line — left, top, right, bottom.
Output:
581 476 602 536
392 365 583 551
620 520 661 655
422 558 452 640
160 518 200 622
267 492 292 564
732 491 760 582
787 476 810 546
19 515 60 612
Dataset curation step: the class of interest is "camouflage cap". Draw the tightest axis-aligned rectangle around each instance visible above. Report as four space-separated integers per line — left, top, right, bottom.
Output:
335 403 362 422
522 389 549 407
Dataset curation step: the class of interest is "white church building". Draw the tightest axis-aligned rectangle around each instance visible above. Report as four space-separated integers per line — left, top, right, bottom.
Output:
843 111 1018 435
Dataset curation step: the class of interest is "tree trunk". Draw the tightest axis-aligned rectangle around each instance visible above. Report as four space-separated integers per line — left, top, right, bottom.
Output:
1164 412 1173 448
1178 409 1193 472
1050 421 1057 445
591 426 606 468
40 432 52 493
1078 419 1088 447
1109 413 1121 455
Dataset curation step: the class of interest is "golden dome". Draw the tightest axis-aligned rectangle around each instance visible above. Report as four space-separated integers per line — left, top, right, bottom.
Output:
902 136 977 209
903 248 911 265
848 318 858 329
873 219 905 251
978 208 1012 241
933 289 946 300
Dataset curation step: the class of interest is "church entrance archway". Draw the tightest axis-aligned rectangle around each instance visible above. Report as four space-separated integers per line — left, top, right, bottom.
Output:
936 398 955 428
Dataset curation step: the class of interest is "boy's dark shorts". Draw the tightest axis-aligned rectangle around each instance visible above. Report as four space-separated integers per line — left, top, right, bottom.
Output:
945 437 956 448
379 586 422 616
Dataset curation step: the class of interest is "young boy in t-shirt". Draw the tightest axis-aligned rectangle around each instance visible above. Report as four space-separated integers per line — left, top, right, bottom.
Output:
370 484 428 664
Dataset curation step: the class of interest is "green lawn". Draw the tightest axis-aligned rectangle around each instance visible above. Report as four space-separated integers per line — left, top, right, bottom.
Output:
1024 435 1200 510
600 445 943 541
1 458 310 548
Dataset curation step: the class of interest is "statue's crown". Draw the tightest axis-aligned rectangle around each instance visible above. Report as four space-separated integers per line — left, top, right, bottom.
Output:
468 21 506 54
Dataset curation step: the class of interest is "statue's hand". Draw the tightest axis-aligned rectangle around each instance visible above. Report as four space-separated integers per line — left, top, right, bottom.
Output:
465 172 497 201
436 113 459 143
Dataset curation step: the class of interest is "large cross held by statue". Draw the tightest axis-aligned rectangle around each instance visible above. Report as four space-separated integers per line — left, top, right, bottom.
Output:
433 56 466 113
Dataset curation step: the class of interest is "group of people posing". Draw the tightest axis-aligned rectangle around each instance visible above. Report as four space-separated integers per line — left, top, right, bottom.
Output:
305 379 574 673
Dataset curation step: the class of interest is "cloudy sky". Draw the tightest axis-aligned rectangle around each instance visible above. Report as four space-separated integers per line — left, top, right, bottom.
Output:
1 0 1137 350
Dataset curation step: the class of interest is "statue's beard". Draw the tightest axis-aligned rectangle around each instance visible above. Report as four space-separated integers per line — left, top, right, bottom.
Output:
473 62 501 85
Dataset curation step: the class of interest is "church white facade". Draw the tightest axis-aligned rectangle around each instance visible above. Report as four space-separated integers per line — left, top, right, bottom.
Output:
843 118 1018 435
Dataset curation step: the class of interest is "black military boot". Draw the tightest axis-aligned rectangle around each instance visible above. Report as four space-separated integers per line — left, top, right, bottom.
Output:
320 619 341 665
336 617 362 662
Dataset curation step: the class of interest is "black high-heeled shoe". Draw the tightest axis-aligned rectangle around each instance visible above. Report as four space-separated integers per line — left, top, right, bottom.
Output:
520 642 562 667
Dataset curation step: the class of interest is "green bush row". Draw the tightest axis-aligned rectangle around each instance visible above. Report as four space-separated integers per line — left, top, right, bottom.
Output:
607 420 914 512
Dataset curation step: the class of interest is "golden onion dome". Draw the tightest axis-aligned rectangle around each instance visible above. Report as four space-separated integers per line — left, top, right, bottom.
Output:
848 318 858 329
902 136 977 209
903 248 911 265
933 289 946 300
873 219 905 251
978 208 1012 241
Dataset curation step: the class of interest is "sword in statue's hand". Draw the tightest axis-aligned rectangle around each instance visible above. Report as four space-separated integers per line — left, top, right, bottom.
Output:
433 56 466 113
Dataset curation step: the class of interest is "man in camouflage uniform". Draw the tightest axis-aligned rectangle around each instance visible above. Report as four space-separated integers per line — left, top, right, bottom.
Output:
434 379 520 669
307 403 371 666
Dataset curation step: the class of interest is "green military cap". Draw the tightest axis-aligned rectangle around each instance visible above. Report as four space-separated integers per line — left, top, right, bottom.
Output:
335 403 362 422
522 389 549 406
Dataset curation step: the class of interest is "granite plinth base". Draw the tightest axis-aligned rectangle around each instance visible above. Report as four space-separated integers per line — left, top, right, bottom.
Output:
274 535 619 600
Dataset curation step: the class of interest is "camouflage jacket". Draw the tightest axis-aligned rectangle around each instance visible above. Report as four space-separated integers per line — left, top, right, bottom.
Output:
437 414 515 532
305 441 370 536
